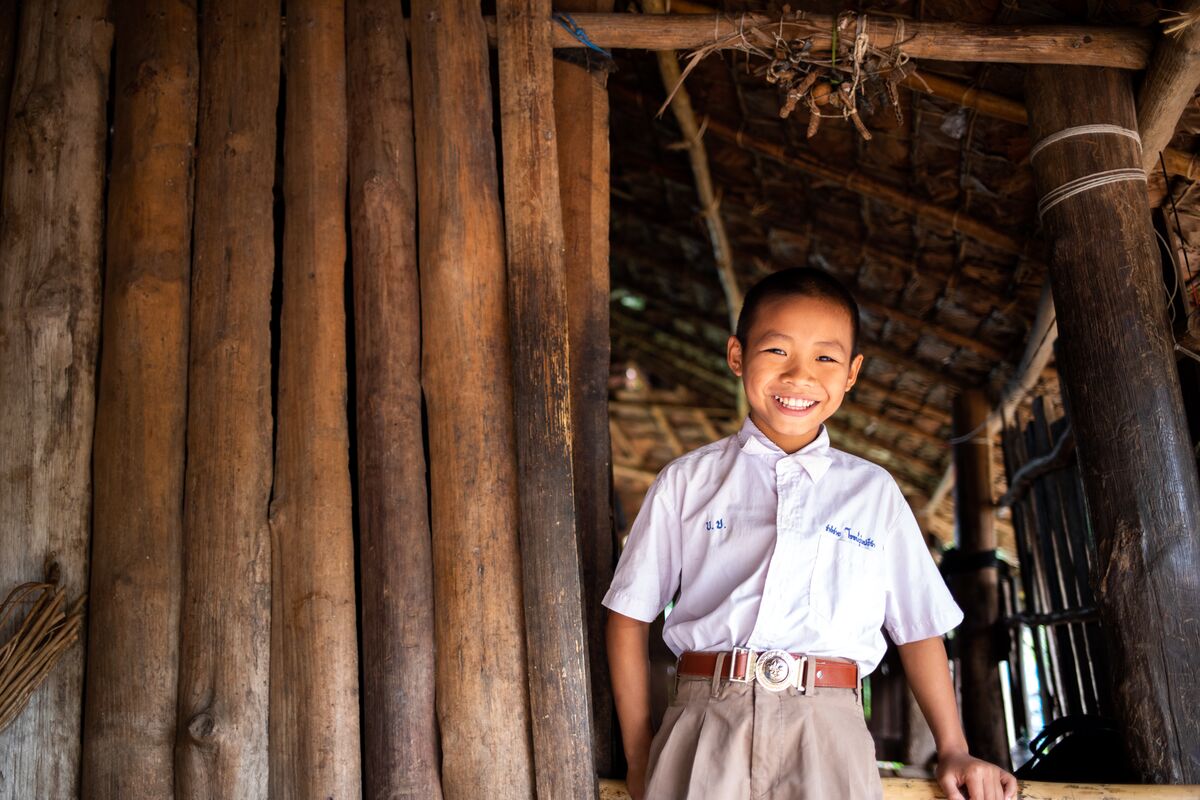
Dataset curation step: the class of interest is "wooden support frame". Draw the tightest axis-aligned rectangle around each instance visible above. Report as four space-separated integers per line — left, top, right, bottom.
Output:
1027 65 1200 783
1137 2 1200 171
498 0 598 796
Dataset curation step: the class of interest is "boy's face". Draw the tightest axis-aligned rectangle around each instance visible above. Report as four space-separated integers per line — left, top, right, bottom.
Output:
727 295 863 454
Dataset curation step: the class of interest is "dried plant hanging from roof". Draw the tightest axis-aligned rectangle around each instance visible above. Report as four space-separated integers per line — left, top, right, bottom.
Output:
659 9 918 140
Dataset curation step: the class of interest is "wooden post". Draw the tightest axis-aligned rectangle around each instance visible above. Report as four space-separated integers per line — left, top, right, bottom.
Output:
269 1 361 797
1136 1 1200 171
410 1 536 797
175 3 277 797
0 0 20 190
346 1 441 798
1026 65 1200 783
0 2 110 795
951 388 1010 769
82 1 196 796
553 0 616 776
498 1 598 798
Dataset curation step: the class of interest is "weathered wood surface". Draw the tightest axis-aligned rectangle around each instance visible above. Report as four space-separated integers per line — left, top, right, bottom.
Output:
1026 65 1200 784
347 1 442 797
0 2 111 796
0 0 20 190
410 1 536 797
1137 2 1200 171
553 0 616 779
269 1 361 797
174 3 277 797
534 13 1152 67
82 1 196 797
950 389 1009 769
599 778 1200 799
498 0 597 797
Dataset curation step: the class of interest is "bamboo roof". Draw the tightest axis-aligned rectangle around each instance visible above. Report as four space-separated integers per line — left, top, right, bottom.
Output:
603 0 1199 545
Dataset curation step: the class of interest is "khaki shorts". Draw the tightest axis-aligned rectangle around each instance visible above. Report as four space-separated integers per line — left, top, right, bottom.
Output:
645 677 883 800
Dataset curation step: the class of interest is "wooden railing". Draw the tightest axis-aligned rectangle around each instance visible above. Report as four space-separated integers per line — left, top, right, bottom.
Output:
598 778 1200 798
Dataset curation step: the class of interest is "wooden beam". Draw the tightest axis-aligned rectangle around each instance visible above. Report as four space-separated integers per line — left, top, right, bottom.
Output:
498 1 598 796
346 1 440 796
410 0 537 795
0 2 110 794
1138 5 1200 171
554 0 616 779
82 1 194 796
1027 65 1200 783
951 389 1009 768
649 404 685 457
839 400 946 450
858 297 1006 363
826 426 941 487
0 0 18 192
538 13 1152 68
175 4 276 797
270 2 361 795
859 342 969 393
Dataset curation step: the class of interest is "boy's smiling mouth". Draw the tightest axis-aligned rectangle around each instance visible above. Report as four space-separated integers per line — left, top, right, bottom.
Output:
773 395 817 412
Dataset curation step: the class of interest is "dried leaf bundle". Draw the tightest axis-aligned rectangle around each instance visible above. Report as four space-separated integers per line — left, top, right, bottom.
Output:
0 579 85 733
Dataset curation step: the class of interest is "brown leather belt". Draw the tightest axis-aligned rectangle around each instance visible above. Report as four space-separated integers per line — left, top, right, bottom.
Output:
677 649 859 692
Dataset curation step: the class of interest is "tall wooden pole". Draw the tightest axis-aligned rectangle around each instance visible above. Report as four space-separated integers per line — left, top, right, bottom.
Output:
0 0 20 191
553 0 616 777
269 1 361 797
346 1 441 797
951 388 1009 769
82 1 196 796
175 3 277 797
498 1 598 797
0 2 111 795
410 1 536 798
1026 65 1200 783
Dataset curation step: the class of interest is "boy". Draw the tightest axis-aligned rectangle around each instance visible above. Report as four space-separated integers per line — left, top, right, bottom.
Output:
604 268 1017 800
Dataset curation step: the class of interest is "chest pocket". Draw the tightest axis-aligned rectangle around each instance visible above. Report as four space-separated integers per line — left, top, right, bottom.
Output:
809 530 886 630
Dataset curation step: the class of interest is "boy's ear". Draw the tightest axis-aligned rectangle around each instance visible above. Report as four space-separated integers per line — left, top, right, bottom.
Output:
845 353 864 390
726 335 744 377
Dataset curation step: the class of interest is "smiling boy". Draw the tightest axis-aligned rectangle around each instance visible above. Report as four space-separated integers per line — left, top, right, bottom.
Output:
604 268 1017 800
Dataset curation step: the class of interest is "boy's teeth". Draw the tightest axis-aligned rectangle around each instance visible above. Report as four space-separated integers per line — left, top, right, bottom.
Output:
775 396 815 410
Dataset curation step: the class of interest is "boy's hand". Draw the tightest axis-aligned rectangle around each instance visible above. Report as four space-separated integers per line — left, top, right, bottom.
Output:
935 750 1018 800
625 758 648 800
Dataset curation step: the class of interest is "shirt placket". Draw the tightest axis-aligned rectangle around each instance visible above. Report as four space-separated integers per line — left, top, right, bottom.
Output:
747 457 817 648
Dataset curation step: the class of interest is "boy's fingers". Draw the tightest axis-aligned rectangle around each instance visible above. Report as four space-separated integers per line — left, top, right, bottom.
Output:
1000 770 1019 799
938 773 964 800
966 770 987 800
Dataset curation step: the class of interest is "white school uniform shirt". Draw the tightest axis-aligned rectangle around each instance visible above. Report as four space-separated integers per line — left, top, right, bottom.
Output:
603 418 963 676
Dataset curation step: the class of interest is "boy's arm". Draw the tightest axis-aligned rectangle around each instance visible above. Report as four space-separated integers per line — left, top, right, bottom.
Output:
607 610 654 800
898 636 1018 800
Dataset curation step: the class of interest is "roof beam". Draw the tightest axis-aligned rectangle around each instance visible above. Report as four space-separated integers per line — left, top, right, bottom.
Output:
533 13 1152 69
1137 6 1200 171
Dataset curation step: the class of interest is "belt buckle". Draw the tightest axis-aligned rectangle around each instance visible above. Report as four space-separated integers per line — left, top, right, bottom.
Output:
754 649 806 693
728 646 754 683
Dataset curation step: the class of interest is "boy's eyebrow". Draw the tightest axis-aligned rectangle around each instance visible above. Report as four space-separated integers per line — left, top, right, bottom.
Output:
814 340 848 350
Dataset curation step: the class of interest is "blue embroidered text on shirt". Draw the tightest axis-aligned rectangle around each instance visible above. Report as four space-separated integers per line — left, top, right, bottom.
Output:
825 523 876 550
705 518 727 532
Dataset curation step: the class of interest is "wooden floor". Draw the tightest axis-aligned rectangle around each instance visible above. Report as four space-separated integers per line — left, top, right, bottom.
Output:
598 778 1200 798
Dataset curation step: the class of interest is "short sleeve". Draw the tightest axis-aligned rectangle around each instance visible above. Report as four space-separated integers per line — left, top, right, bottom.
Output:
602 469 682 623
882 490 963 645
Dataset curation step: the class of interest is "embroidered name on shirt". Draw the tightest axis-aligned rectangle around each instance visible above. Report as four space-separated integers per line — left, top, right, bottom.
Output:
705 518 727 532
824 523 876 550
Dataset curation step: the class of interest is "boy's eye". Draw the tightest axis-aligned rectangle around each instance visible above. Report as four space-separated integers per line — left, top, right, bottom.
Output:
763 347 786 356
816 355 839 363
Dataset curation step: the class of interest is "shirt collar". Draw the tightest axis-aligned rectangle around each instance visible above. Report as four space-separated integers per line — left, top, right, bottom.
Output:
736 417 833 483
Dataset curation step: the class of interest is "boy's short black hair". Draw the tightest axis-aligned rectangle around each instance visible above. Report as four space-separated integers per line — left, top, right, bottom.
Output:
735 268 861 354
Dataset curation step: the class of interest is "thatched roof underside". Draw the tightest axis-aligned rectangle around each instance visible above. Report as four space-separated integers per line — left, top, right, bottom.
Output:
604 0 1199 548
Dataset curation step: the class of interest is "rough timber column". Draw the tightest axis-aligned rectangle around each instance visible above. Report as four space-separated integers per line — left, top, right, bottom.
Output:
410 1 536 797
498 0 599 797
269 0 361 796
553 0 616 777
1026 65 1200 783
951 389 1009 769
82 0 196 796
347 0 441 797
0 2 110 796
175 3 277 797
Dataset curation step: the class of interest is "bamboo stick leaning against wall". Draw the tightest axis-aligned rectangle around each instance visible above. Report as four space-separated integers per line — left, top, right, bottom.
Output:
498 1 598 797
0 2 111 796
553 0 617 777
269 1 361 796
410 1 536 797
175 3 278 797
82 1 196 796
347 0 442 796
1026 65 1200 784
